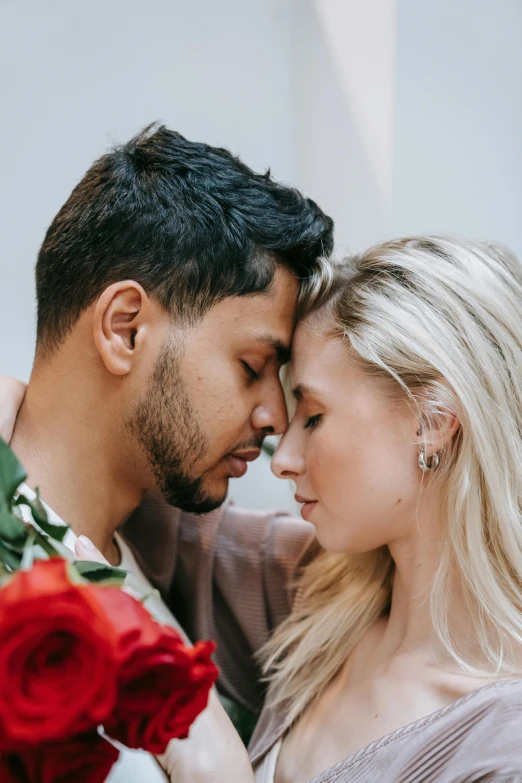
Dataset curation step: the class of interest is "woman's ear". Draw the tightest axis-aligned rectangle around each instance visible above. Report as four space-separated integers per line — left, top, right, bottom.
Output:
92 281 150 376
416 380 460 458
415 384 461 457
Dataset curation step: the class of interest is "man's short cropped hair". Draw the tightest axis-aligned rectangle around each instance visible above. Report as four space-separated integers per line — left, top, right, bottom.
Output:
36 124 334 354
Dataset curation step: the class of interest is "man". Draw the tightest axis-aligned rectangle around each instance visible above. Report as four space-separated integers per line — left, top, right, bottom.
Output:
5 124 333 779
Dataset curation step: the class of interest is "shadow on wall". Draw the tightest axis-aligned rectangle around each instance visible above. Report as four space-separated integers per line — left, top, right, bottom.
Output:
295 0 393 256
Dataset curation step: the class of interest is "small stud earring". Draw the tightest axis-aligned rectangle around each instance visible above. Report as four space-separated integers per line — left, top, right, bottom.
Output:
418 446 439 472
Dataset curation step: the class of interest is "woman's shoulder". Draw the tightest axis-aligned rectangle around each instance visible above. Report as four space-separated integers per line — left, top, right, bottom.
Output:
456 677 522 719
250 679 522 782
392 679 522 783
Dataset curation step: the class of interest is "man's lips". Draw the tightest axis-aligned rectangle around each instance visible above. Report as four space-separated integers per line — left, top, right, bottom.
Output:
295 494 318 520
224 449 261 478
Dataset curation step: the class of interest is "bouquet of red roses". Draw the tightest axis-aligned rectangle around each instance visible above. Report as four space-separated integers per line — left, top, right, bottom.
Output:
0 438 218 783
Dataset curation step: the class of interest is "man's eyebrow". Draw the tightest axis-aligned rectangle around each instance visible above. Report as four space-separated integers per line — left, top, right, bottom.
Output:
292 382 321 401
254 336 291 365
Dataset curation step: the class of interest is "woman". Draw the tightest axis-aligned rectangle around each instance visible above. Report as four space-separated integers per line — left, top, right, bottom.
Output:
250 235 522 782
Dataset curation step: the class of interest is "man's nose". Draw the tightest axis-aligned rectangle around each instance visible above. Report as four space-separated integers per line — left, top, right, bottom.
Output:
251 391 289 436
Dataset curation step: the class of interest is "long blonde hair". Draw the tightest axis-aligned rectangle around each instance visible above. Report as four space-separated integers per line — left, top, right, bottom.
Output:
262 236 522 726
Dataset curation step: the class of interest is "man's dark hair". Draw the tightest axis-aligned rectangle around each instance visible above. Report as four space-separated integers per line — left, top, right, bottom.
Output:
36 124 334 353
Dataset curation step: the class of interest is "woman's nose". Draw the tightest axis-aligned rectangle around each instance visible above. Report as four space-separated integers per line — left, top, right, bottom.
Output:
271 433 305 480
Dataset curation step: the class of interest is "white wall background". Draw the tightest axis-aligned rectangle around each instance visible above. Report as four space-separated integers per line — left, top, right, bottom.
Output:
1 0 521 512
393 0 522 258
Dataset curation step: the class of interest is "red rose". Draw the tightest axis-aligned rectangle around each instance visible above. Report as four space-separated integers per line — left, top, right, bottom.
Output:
0 732 119 783
0 559 119 749
126 633 218 752
0 754 21 783
92 586 218 754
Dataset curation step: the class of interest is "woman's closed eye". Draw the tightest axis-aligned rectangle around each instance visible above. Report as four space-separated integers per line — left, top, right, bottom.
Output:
304 414 322 430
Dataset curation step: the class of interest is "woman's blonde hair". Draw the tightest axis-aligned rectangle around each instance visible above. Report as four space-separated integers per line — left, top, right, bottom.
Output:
262 236 522 726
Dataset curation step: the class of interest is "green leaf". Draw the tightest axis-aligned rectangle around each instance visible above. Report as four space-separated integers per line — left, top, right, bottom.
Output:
16 487 48 525
42 537 74 560
0 506 28 545
0 539 22 571
25 525 67 559
74 560 127 587
20 531 36 570
0 437 26 507
31 543 54 562
0 560 13 586
14 494 68 543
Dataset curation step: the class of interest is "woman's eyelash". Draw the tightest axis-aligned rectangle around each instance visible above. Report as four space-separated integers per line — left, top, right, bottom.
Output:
304 414 322 430
242 361 259 381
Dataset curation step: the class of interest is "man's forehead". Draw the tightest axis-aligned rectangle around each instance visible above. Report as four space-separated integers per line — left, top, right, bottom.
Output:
198 269 297 359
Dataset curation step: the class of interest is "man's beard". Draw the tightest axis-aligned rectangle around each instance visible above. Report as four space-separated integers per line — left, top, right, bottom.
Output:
128 340 224 514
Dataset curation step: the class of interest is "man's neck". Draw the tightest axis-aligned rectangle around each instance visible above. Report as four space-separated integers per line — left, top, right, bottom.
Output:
10 373 144 564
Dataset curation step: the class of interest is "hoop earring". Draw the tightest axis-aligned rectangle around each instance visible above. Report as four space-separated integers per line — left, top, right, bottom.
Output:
418 446 439 472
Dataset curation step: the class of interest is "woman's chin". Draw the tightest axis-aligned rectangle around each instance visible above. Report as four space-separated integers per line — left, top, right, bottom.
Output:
313 522 387 555
299 500 318 521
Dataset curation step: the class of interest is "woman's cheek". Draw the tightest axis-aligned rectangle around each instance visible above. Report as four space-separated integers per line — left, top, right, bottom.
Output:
307 427 343 499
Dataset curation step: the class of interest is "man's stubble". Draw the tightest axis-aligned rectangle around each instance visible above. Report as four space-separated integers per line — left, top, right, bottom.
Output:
128 340 223 514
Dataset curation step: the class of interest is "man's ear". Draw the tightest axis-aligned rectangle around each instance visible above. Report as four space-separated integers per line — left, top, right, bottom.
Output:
92 281 151 376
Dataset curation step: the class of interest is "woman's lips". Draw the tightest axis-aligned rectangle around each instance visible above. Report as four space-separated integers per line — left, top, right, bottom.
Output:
295 495 318 520
300 501 317 520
